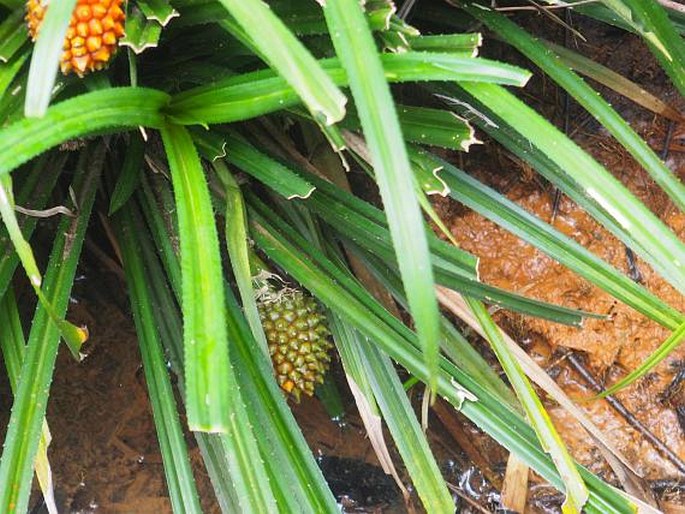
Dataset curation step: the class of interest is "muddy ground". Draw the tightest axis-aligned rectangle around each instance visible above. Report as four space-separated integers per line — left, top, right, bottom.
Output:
432 12 685 510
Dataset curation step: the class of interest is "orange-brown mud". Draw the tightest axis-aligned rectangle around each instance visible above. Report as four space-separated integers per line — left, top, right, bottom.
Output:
430 14 685 507
437 173 685 479
0 265 220 514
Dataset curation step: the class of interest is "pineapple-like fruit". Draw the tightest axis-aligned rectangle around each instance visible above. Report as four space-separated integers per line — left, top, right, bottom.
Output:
26 0 125 76
258 289 333 402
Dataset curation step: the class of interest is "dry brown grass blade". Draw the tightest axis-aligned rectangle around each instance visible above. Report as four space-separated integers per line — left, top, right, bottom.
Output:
435 286 660 510
346 378 410 502
655 0 685 15
501 453 530 512
543 40 684 123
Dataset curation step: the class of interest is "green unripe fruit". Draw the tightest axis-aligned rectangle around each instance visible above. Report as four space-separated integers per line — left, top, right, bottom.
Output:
258 290 333 402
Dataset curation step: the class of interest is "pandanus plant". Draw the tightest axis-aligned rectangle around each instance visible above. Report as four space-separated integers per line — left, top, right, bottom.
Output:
0 0 684 512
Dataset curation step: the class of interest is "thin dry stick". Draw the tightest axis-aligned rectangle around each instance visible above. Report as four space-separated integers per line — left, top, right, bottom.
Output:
564 351 685 475
494 0 599 11
651 479 685 494
445 482 493 514
15 205 75 218
478 0 587 41
494 0 684 14
398 0 418 19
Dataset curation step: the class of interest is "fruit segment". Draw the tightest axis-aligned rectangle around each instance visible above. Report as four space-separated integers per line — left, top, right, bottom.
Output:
26 0 125 76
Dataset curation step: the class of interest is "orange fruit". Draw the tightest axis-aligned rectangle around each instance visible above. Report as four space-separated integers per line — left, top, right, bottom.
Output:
26 0 125 76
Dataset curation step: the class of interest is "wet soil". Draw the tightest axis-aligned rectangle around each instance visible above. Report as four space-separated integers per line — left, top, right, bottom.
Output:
430 12 685 506
1 265 222 514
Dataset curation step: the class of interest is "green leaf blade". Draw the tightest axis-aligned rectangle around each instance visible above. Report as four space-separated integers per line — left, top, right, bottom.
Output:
214 161 269 353
359 338 455 513
0 288 58 514
598 320 685 397
463 4 685 214
119 8 162 54
24 0 77 116
323 0 442 390
117 207 203 514
0 87 169 177
0 10 28 64
415 149 685 331
109 134 146 215
160 123 278 512
467 299 589 513
215 0 347 124
0 145 101 514
159 123 231 433
452 82 685 298
166 53 530 126
221 130 315 199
